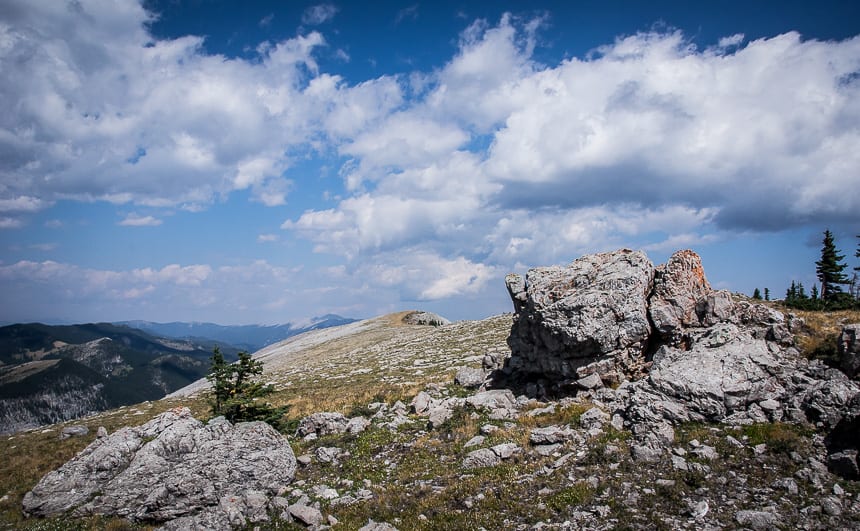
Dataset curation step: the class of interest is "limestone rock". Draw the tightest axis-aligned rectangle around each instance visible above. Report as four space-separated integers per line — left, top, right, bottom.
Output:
289 503 324 527
506 249 654 382
649 249 712 340
296 412 349 438
23 407 296 525
402 311 450 326
455 367 486 388
839 324 860 379
462 448 500 469
359 520 400 531
59 425 89 439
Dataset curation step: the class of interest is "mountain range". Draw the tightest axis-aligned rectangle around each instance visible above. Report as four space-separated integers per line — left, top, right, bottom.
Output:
0 315 355 434
116 314 357 352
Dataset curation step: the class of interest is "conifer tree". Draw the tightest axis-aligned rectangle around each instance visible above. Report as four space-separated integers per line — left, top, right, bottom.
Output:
764 288 770 301
206 348 287 429
815 229 849 302
752 288 762 300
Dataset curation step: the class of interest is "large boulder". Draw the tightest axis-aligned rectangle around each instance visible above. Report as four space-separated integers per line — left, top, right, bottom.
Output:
23 407 296 526
505 249 655 382
649 250 715 341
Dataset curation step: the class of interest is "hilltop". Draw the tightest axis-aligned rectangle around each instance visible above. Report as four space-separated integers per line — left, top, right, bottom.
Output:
3 251 860 530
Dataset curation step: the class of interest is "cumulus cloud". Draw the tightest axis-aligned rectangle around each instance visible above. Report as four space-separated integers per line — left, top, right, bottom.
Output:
2 4 859 316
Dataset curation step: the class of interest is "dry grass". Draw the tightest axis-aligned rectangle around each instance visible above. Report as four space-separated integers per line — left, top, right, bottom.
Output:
787 307 860 360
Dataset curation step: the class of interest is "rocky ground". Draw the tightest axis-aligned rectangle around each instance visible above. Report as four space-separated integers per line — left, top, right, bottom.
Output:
3 251 860 530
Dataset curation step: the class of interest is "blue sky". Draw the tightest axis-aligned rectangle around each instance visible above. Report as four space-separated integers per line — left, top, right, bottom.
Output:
1 0 859 325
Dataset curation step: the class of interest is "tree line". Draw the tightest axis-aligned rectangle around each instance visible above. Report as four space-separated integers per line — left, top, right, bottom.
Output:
755 230 860 311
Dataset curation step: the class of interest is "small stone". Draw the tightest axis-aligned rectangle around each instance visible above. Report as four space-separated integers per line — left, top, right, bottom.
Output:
735 510 778 530
359 519 400 531
455 367 486 388
480 424 499 435
576 373 603 390
833 483 844 496
464 435 485 448
289 503 324 527
96 427 108 438
315 446 341 463
59 425 88 440
758 399 780 411
821 497 842 516
534 443 562 457
296 455 312 466
462 448 501 469
491 443 520 460
671 455 688 471
427 407 454 429
754 444 767 455
656 479 676 487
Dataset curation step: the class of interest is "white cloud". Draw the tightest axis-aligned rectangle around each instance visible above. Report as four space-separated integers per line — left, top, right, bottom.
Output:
0 196 50 213
0 217 23 229
119 214 162 227
258 233 279 243
302 4 338 25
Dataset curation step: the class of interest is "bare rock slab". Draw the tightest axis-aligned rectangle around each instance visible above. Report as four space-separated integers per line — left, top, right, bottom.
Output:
23 407 296 524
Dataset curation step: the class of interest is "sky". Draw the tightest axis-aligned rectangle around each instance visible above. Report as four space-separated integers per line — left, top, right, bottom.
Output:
0 0 859 325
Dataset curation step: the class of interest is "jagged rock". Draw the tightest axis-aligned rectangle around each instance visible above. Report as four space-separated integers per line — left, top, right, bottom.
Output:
579 407 610 431
96 426 108 438
402 311 450 326
649 249 712 341
315 446 343 464
506 249 654 382
455 367 486 388
296 412 349 438
645 324 788 421
59 425 88 439
576 373 603 390
23 407 296 525
839 324 860 379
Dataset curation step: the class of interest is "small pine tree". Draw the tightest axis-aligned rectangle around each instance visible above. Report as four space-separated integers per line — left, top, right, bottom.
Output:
815 229 849 302
764 288 770 301
811 284 819 301
206 348 287 429
752 288 762 300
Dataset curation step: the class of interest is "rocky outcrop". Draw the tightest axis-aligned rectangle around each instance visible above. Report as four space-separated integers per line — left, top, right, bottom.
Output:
402 311 450 326
505 249 655 384
502 249 860 478
839 324 860 379
23 407 296 527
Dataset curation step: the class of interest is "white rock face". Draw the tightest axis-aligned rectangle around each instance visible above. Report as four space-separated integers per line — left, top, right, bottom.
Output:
23 407 296 525
506 249 655 381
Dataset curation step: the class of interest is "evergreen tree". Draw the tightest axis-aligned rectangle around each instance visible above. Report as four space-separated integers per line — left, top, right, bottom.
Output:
811 284 819 301
815 229 849 302
752 288 762 300
764 288 770 301
206 348 287 429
